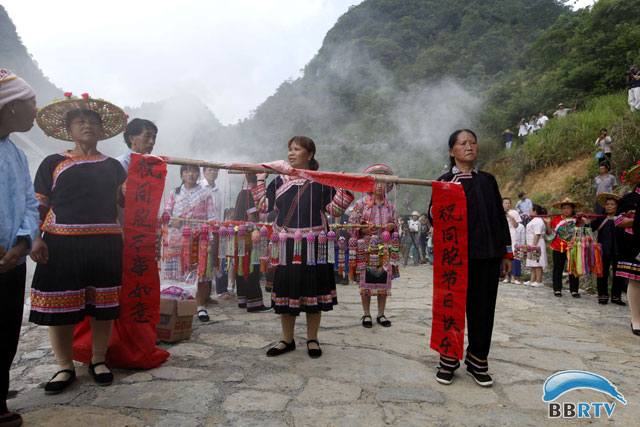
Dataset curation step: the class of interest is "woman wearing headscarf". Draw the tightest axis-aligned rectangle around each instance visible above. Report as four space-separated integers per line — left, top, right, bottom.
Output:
29 93 128 394
255 136 353 358
0 69 39 427
348 164 396 328
429 129 511 387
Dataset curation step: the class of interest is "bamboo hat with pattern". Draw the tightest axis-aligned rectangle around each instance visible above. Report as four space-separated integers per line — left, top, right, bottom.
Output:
551 197 584 210
596 192 621 208
36 92 127 141
621 161 640 186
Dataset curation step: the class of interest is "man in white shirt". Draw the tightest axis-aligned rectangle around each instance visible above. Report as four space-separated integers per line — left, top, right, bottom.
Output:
404 211 423 265
515 192 532 216
537 111 549 127
552 103 575 118
116 118 157 172
202 167 223 223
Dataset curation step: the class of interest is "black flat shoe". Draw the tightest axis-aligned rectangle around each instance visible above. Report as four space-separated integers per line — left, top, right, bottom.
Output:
554 291 562 297
0 411 23 427
306 339 322 359
44 369 76 395
632 324 640 336
266 339 295 357
361 315 372 328
466 367 493 387
89 362 113 386
571 292 581 298
611 299 626 306
197 309 210 322
435 368 454 385
377 315 391 327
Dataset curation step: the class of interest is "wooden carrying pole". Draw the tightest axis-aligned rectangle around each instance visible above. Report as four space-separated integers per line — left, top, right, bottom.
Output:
163 156 432 187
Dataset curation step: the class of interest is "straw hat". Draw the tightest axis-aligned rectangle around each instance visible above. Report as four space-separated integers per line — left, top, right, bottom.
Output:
621 161 640 186
36 92 127 141
596 192 621 208
551 197 583 210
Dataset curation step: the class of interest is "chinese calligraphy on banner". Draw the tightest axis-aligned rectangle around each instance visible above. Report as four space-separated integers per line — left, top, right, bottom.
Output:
121 154 167 324
430 181 468 359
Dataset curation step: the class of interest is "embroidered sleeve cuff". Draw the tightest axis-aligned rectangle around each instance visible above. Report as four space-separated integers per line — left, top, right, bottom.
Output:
251 183 266 203
327 189 355 217
614 215 626 226
35 193 49 208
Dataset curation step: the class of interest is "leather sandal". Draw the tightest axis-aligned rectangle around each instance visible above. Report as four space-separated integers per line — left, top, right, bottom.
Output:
377 314 391 327
266 339 295 357
88 362 114 386
44 369 76 395
361 315 373 328
306 339 322 358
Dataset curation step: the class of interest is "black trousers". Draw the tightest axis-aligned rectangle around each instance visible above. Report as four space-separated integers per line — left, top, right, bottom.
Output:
236 268 264 309
215 272 229 295
552 250 579 293
465 258 501 361
0 263 26 414
598 254 625 298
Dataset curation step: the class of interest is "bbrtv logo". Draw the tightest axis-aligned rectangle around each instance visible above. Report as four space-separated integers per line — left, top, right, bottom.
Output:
542 371 627 419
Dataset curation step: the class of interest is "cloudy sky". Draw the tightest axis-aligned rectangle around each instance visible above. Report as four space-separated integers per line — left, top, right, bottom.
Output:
3 0 362 124
4 0 594 125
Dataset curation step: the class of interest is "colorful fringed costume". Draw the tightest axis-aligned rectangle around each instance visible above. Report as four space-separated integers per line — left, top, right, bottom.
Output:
252 175 353 315
348 194 397 296
162 184 215 281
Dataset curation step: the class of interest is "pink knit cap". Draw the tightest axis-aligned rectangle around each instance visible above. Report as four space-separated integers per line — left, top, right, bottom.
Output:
0 69 36 110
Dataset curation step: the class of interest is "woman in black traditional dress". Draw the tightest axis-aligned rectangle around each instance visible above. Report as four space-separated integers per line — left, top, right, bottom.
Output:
233 173 272 313
429 129 511 387
255 136 353 358
29 94 128 393
615 163 640 336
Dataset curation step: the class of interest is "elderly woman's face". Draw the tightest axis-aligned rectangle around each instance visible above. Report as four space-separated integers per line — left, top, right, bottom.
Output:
605 199 617 214
449 131 478 164
5 97 37 133
68 113 103 144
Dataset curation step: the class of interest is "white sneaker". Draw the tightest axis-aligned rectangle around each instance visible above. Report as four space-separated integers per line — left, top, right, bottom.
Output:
513 280 522 284
522 281 531 286
530 282 544 287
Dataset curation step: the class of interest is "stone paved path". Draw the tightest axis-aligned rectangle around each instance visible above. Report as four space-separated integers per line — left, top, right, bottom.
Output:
8 265 640 426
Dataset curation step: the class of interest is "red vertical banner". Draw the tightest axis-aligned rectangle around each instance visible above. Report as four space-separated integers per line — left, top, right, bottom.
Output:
121 154 167 324
430 181 468 360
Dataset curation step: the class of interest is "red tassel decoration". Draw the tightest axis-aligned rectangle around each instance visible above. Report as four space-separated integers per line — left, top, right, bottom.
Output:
161 211 170 262
259 225 269 271
271 232 280 267
181 225 192 279
198 223 209 279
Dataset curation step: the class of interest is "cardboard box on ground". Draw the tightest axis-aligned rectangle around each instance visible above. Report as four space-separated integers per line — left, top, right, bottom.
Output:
157 298 198 342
